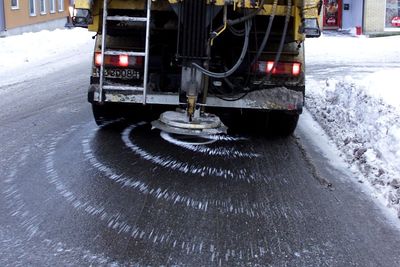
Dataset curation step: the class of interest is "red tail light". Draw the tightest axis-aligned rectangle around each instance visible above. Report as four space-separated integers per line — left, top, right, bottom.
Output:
95 53 102 66
118 55 129 67
255 61 302 77
267 61 275 73
94 52 143 68
292 63 301 76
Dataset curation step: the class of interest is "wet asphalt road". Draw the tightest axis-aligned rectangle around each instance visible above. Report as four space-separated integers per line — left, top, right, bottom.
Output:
1 60 400 267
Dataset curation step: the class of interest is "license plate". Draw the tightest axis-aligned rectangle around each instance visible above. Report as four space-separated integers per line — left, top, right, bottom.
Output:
95 68 140 80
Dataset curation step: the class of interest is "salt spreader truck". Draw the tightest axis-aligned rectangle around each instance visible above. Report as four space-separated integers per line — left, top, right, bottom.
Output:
72 0 321 136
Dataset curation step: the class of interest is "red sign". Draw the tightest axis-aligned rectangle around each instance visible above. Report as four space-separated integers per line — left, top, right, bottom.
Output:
323 0 342 28
392 17 400 27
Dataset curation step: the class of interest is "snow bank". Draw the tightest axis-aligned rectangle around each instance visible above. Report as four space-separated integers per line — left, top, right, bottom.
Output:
361 70 400 112
306 35 400 217
0 28 94 86
0 28 93 70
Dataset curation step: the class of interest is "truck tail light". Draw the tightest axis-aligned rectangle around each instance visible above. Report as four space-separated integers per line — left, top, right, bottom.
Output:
118 55 129 67
95 53 102 66
94 52 143 68
292 63 301 76
254 61 302 77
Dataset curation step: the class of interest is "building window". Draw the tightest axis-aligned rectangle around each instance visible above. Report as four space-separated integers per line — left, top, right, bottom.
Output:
385 0 400 30
50 0 56 13
40 0 47 14
58 0 64 12
11 0 19 10
29 0 36 16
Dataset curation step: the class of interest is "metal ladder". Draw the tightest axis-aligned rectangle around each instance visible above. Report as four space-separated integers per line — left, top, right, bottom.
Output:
98 0 152 104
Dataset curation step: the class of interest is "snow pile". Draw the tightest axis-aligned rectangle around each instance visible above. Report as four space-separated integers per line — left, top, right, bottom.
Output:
0 28 94 86
361 69 400 112
306 35 400 217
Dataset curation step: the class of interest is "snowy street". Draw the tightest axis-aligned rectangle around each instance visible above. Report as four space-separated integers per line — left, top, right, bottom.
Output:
0 29 400 266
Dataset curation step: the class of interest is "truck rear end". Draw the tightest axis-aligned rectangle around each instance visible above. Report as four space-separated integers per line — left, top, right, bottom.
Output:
72 0 321 136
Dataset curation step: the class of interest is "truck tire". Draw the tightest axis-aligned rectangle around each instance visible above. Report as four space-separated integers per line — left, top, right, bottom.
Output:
92 103 123 126
268 112 299 137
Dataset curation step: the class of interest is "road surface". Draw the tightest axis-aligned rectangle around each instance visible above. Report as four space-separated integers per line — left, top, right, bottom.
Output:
1 59 400 266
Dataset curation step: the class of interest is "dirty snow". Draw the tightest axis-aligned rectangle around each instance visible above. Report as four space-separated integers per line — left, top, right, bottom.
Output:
306 34 400 218
0 28 399 218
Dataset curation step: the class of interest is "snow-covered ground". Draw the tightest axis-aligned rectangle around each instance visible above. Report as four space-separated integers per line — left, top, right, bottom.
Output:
0 28 399 217
0 28 94 87
306 34 400 218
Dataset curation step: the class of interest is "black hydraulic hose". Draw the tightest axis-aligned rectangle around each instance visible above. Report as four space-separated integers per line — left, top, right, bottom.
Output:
193 1 265 79
263 0 292 82
212 0 265 36
226 0 265 26
241 0 292 93
251 0 278 65
216 92 249 102
228 24 245 36
192 19 252 79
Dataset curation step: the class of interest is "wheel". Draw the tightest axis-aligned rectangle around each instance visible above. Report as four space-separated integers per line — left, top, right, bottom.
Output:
92 103 123 126
268 111 299 137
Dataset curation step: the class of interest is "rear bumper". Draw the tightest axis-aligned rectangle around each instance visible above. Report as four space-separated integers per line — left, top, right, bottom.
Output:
88 84 304 112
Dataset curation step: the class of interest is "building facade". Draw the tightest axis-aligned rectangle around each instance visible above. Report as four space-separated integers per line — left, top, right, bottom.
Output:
364 0 400 33
0 0 5 34
1 0 70 36
322 0 400 34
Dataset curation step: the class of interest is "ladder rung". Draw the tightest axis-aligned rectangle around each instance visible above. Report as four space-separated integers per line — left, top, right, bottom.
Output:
104 50 146 57
99 0 151 104
103 85 144 91
107 16 147 22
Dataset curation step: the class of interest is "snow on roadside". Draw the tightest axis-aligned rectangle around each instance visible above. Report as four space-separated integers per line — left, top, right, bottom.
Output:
306 35 400 217
0 28 94 87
